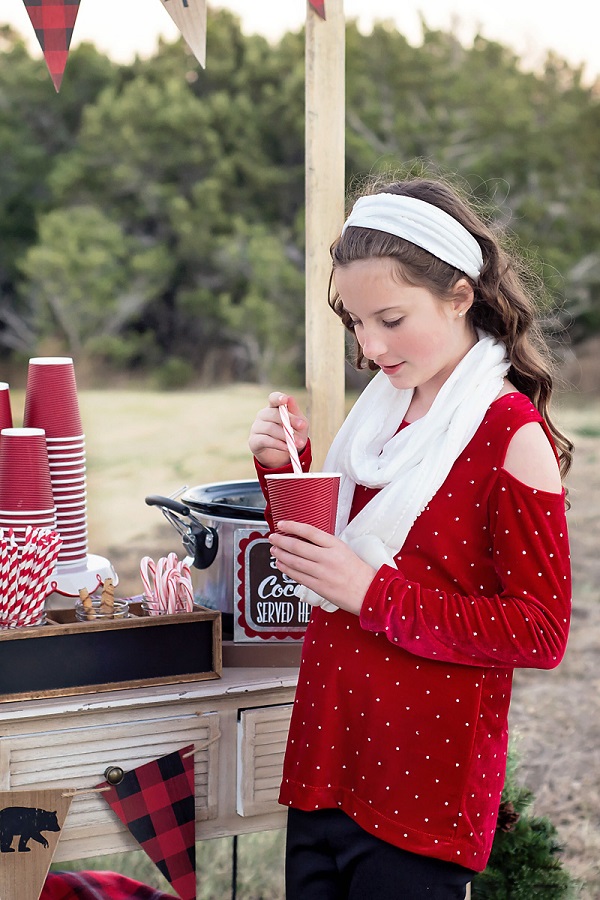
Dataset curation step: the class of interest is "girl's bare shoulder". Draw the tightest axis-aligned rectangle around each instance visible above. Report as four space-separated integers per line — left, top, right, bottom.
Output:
503 422 562 494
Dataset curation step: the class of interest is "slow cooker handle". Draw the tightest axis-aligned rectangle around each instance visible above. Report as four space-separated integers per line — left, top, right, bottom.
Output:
145 495 191 516
144 494 220 571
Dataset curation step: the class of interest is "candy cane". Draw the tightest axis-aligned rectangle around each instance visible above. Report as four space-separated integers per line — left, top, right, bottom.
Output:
140 556 159 611
139 552 195 615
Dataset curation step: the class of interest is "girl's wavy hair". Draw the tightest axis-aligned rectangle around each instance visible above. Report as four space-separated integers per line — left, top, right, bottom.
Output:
328 176 573 480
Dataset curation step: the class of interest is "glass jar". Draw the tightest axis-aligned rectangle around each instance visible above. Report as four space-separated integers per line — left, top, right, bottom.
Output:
0 612 47 630
74 597 129 621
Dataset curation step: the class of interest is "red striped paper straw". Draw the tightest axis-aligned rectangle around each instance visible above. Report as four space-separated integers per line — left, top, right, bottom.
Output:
16 529 61 626
279 404 302 475
2 535 20 626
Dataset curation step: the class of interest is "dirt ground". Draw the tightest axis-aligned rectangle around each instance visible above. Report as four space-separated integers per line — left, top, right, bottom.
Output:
23 383 597 896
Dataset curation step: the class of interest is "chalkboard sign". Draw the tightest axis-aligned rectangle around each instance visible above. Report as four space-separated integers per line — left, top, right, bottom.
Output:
234 529 310 642
0 608 221 701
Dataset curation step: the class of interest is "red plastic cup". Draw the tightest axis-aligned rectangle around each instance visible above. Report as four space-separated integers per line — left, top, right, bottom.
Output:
23 357 83 438
0 428 54 510
265 473 341 534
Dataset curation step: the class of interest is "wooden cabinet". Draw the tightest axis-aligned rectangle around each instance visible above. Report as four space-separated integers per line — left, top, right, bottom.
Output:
0 668 298 862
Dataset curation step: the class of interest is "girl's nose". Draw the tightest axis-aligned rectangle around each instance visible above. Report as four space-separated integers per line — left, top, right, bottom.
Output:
359 328 387 361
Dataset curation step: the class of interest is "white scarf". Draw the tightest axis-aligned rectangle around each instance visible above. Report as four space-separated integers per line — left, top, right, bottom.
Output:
297 333 510 612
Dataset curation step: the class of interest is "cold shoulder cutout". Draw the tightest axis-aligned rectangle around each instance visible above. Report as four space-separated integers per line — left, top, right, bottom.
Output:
502 421 562 494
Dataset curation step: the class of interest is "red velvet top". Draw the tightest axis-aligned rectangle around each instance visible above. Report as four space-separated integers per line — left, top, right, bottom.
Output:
255 392 571 871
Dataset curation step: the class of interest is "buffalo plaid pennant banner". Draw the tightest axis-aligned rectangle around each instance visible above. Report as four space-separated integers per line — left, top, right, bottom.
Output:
96 746 196 900
22 0 82 91
308 0 326 19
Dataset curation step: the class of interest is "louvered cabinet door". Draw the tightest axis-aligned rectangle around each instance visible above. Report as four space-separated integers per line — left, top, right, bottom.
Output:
237 703 292 817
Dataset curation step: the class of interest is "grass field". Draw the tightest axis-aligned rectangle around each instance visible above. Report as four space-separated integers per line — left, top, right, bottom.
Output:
8 384 600 897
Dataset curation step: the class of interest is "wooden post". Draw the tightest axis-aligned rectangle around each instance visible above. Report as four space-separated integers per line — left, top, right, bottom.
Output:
305 0 346 469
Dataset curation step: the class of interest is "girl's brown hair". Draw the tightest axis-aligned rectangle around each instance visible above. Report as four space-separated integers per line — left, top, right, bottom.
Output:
329 176 573 479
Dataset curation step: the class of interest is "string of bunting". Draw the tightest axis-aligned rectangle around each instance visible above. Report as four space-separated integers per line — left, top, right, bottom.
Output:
17 0 328 91
21 0 83 92
61 733 221 798
308 0 326 18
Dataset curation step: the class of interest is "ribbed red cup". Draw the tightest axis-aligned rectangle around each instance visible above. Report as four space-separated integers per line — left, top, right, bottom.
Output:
265 473 341 534
23 357 83 437
0 383 13 434
0 428 54 510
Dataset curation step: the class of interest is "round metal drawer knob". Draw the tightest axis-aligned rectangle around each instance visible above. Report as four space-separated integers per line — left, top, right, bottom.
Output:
104 765 125 785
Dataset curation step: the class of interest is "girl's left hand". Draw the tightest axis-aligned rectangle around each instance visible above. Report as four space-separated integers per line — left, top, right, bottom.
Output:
269 521 376 616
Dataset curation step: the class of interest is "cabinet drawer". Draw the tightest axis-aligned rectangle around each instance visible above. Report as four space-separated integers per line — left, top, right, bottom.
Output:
0 704 220 860
237 703 292 817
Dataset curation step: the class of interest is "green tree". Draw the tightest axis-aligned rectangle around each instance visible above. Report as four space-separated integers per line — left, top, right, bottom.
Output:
0 27 118 350
19 206 171 355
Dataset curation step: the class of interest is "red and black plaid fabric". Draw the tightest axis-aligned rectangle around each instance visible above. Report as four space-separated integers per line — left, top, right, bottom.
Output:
22 0 81 91
96 746 196 900
308 0 326 19
41 871 178 900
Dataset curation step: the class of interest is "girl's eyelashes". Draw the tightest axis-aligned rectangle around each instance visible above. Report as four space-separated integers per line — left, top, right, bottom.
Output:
344 314 403 329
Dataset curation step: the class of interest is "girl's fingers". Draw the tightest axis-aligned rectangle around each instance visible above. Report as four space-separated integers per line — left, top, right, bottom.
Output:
268 392 288 408
268 394 308 432
270 522 331 547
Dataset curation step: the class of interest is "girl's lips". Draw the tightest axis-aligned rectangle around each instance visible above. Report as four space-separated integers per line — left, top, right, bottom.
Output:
381 362 404 375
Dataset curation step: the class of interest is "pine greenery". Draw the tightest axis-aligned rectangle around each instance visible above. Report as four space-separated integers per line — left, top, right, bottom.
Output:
471 749 580 899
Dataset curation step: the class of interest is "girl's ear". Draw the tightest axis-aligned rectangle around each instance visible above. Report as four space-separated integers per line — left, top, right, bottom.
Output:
450 278 474 317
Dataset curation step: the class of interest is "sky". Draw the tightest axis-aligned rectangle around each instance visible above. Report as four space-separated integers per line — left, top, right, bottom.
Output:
2 0 600 82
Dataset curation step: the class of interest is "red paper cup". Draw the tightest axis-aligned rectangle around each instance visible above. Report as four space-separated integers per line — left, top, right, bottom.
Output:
0 428 54 510
58 535 88 546
48 454 86 465
58 551 88 562
0 506 56 517
23 357 83 438
265 473 341 534
50 472 86 483
51 492 86 502
0 383 13 433
0 519 57 532
46 436 85 448
56 517 87 531
56 502 87 513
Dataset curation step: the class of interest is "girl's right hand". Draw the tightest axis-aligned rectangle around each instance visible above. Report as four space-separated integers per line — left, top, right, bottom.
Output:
248 392 309 469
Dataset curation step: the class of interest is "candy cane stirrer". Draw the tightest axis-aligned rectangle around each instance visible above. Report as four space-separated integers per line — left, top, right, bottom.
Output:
279 404 303 474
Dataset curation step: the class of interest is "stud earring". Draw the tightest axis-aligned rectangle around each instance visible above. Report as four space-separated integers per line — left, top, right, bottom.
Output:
458 312 465 318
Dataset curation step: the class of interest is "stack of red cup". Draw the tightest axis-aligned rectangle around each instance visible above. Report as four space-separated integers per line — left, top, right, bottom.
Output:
0 427 57 542
23 357 88 570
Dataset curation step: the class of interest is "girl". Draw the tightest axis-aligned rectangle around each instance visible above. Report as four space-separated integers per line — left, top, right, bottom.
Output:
248 176 572 899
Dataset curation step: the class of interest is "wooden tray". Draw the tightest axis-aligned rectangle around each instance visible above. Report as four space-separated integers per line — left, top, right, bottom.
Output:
0 603 221 702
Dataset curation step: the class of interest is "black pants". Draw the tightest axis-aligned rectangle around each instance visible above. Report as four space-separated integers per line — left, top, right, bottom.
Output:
285 808 475 900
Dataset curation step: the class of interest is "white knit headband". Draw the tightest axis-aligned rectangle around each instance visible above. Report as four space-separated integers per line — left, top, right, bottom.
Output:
341 193 483 280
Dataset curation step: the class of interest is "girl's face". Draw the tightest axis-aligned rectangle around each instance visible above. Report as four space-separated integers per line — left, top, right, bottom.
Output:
334 257 476 398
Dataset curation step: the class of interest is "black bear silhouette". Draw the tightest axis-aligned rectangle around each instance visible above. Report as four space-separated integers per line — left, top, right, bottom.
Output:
0 806 61 852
